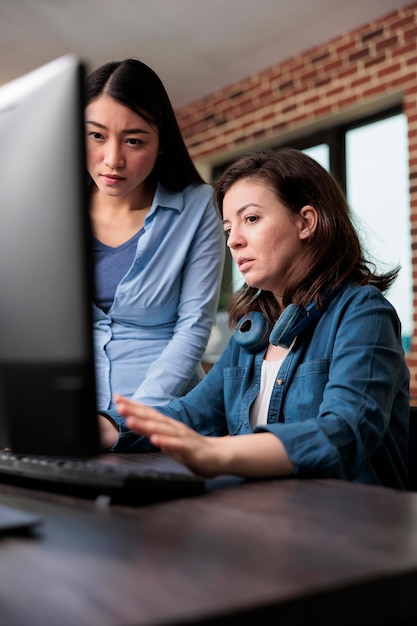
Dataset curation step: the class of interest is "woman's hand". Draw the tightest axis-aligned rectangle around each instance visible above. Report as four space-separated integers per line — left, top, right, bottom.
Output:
114 394 225 477
114 394 294 479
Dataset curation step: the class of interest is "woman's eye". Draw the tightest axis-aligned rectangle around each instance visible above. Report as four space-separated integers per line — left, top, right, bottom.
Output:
126 138 143 146
246 215 258 224
87 131 103 140
224 229 231 239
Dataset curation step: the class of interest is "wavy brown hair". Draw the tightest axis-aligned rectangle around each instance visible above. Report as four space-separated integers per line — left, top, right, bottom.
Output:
213 148 399 327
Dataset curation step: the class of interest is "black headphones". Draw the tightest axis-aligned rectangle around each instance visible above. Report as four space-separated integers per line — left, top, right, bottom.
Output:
234 301 323 352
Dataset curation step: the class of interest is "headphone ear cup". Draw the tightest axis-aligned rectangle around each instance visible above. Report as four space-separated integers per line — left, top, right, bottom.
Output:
234 311 270 353
270 302 320 348
235 301 324 352
269 304 302 348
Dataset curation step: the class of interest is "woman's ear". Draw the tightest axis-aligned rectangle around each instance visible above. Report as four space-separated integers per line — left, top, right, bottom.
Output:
298 204 318 240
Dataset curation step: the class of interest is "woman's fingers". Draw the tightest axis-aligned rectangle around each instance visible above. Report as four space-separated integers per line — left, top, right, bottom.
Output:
115 394 182 437
113 394 219 476
115 395 169 427
114 395 162 420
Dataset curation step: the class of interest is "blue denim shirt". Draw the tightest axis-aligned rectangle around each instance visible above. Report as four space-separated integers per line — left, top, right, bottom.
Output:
108 282 410 489
93 182 225 410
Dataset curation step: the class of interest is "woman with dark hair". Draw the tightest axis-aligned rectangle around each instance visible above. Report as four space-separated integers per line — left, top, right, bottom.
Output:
101 148 410 490
86 59 224 447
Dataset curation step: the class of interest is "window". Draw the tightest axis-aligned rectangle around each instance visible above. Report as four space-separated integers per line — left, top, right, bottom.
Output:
345 114 412 351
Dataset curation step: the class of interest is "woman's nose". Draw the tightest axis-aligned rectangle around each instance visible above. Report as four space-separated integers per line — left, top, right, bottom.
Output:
105 143 124 169
227 228 243 249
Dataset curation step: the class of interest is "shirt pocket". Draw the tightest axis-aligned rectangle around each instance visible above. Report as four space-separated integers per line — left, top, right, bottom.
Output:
284 358 331 422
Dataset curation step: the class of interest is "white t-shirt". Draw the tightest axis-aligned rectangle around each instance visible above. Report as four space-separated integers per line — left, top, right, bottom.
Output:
250 358 284 429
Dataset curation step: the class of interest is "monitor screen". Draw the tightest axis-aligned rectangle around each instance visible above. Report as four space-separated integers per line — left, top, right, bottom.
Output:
0 55 99 456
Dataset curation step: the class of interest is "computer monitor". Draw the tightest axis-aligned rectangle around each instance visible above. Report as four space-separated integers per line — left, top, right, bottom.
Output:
0 55 100 456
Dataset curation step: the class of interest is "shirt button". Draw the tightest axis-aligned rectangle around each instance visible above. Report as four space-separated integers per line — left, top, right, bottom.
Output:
276 378 284 386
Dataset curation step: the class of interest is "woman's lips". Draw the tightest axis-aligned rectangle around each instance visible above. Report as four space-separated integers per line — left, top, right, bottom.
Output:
101 174 125 185
238 258 253 272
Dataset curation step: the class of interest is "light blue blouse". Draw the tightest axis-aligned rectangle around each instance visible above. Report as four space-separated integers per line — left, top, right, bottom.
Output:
93 181 225 410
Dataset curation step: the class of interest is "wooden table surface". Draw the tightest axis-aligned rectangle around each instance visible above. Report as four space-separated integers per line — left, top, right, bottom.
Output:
0 463 417 626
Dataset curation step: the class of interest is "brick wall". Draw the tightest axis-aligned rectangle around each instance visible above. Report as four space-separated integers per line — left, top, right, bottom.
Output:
175 2 417 399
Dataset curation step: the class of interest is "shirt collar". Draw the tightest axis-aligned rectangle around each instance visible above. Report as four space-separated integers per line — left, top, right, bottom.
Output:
150 182 184 215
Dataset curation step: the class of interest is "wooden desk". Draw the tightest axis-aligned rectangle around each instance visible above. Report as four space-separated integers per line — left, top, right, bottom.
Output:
0 465 417 626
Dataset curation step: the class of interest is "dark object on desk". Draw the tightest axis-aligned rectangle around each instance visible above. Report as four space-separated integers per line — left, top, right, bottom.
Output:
0 55 100 460
0 450 205 504
0 502 43 535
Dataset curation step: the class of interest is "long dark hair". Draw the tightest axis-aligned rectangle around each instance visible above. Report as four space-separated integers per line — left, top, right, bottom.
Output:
214 148 400 326
86 58 204 191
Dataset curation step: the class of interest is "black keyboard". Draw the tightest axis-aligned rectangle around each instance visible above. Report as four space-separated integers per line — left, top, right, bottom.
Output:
0 450 205 504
